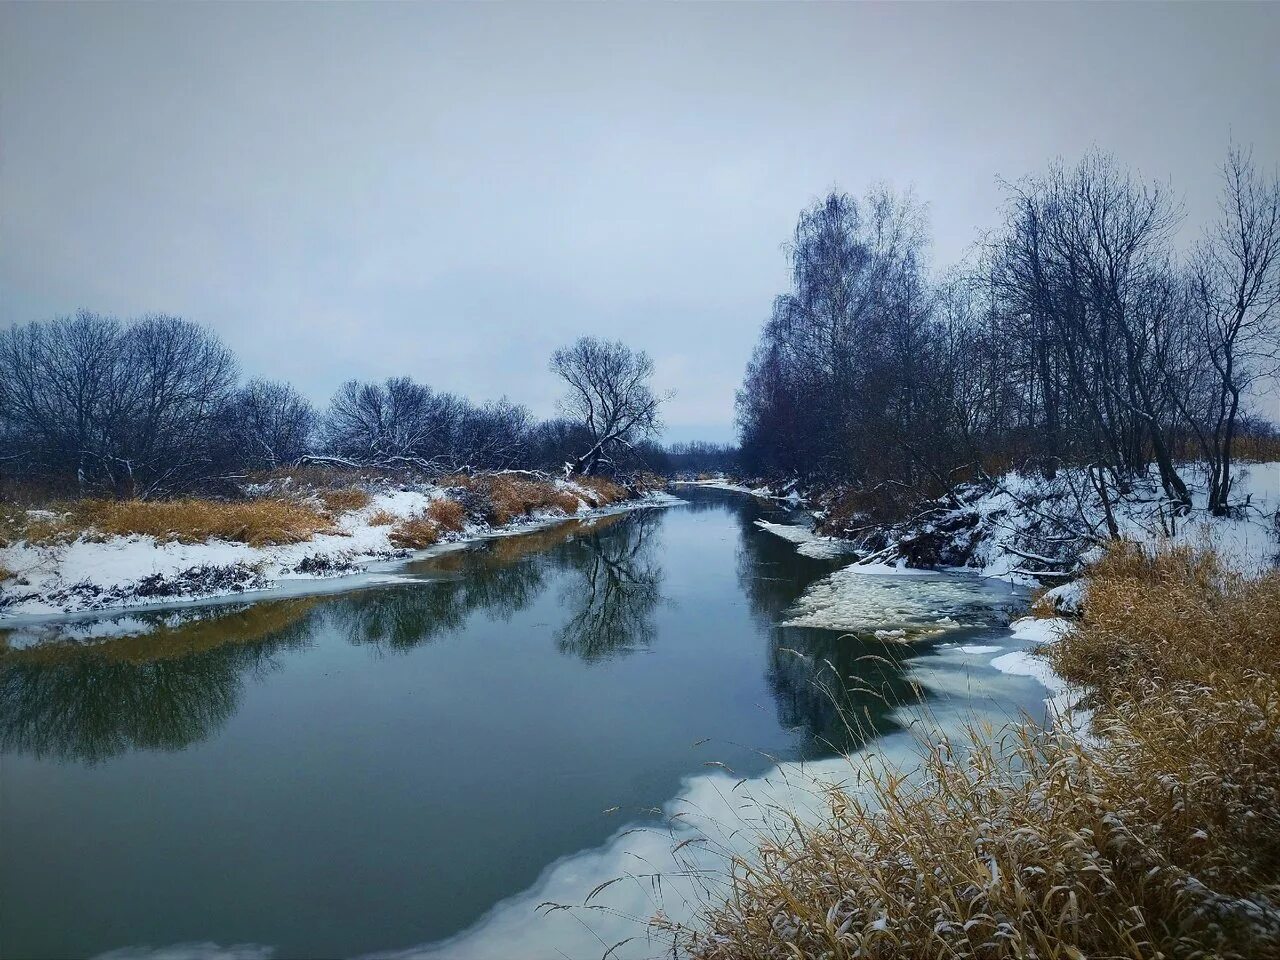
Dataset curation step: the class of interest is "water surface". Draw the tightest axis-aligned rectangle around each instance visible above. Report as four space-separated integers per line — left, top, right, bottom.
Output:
0 489 1043 959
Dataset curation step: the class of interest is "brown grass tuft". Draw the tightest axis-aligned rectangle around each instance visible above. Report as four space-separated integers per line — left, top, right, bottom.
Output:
0 504 82 546
1234 434 1280 463
367 508 397 526
427 497 466 532
680 543 1280 960
1051 541 1280 698
315 487 372 515
484 475 578 524
388 513 440 549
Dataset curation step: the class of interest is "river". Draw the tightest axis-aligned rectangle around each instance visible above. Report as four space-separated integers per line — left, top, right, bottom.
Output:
0 487 1050 960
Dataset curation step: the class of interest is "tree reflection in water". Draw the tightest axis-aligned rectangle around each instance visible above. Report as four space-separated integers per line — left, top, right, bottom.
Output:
552 509 663 661
0 598 319 763
0 496 930 768
722 486 934 758
0 510 668 761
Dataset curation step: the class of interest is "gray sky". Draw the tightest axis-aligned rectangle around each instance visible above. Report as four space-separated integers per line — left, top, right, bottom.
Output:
2 2 1277 443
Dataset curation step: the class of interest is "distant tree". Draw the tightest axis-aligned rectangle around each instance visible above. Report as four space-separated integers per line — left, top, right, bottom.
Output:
1187 146 1280 513
228 379 317 470
550 337 666 475
323 377 440 465
322 377 535 471
0 312 238 496
663 441 739 476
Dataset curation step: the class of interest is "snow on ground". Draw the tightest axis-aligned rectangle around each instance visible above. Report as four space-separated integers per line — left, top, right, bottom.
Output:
968 461 1280 581
674 477 768 495
0 484 679 620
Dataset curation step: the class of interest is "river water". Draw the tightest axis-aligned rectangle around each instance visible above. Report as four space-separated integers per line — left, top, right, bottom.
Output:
0 487 1049 960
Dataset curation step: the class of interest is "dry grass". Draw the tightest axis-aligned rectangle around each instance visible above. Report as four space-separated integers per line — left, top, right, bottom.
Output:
1 498 338 547
680 543 1280 960
1051 542 1280 698
315 486 372 515
444 474 586 526
0 565 12 583
427 497 466 532
388 513 440 549
572 475 626 506
76 498 338 547
367 508 397 526
1235 434 1280 463
0 504 82 547
485 475 581 524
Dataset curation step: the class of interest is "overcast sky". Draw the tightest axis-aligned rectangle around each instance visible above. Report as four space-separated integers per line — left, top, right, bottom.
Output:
2 2 1277 443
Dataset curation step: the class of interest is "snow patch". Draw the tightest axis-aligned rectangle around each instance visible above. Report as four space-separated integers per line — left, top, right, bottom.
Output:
753 520 859 559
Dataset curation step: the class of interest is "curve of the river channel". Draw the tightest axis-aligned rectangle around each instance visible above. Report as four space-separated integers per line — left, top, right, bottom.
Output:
0 487 1054 960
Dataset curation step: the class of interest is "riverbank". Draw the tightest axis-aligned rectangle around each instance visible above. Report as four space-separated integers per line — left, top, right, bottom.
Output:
674 499 1280 958
0 471 675 619
692 460 1280 579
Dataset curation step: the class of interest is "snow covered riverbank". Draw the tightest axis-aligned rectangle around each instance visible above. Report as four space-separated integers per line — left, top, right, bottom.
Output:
0 483 681 620
745 461 1279 741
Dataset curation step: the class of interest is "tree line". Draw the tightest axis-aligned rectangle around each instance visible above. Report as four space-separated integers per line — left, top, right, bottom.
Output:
737 144 1280 517
0 316 675 498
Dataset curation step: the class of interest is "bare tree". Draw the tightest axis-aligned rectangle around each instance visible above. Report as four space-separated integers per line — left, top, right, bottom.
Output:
1189 145 1280 513
990 152 1192 509
229 379 317 470
550 337 666 475
0 312 237 496
322 377 535 472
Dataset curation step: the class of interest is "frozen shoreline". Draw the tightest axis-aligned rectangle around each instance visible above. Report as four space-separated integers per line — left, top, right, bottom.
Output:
0 489 683 624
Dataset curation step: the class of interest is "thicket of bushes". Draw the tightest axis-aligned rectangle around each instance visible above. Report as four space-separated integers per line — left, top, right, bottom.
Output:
677 544 1280 959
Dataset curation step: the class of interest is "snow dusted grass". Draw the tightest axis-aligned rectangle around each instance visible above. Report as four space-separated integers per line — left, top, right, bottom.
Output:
680 544 1280 960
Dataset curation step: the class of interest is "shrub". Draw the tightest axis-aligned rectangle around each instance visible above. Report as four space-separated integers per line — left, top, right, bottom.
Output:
367 508 397 526
427 497 466 532
0 565 12 583
388 513 439 549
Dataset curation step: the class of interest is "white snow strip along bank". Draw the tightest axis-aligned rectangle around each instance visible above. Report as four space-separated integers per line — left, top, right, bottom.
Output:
967 461 1280 582
0 487 681 621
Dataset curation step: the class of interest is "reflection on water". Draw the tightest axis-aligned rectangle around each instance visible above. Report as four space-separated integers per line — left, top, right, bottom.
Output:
0 490 1028 960
0 510 672 763
555 509 663 660
0 600 319 763
0 497 955 766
